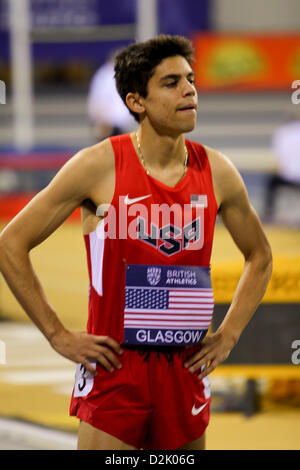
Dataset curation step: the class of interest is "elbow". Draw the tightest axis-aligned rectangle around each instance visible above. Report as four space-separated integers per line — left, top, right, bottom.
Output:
0 231 11 269
263 236 273 265
255 242 273 278
246 241 273 276
259 244 273 292
264 244 273 277
0 226 31 267
0 229 22 270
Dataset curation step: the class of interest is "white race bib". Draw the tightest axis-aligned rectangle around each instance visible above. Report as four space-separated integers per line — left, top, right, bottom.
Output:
73 362 96 397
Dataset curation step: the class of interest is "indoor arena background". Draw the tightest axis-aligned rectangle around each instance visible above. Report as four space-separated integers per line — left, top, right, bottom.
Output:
0 0 300 450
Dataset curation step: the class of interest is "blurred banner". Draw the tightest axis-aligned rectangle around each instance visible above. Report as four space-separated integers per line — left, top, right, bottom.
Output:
193 33 300 91
0 0 137 29
158 0 210 36
0 0 210 64
0 0 137 66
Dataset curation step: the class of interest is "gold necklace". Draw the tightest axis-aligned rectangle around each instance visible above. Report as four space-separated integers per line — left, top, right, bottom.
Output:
135 132 188 178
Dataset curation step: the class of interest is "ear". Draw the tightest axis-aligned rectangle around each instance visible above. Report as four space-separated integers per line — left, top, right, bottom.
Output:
126 92 145 117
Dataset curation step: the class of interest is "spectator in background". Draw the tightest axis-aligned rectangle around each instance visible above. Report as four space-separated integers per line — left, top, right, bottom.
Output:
264 110 300 222
87 53 136 141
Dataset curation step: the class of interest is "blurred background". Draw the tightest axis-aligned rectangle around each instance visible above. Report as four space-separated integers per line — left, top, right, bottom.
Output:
0 0 300 450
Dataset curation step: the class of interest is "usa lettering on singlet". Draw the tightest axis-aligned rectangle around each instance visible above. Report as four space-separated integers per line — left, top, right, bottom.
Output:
83 134 218 347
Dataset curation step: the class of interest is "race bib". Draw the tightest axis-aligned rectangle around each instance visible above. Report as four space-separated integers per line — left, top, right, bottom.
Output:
123 264 214 347
73 362 96 397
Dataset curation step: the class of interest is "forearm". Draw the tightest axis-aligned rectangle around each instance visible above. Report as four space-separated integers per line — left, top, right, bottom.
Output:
0 241 66 343
0 241 124 374
217 249 273 345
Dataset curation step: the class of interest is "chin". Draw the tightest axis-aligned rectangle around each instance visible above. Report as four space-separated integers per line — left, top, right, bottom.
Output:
156 117 196 136
168 124 195 138
179 115 197 132
179 121 196 134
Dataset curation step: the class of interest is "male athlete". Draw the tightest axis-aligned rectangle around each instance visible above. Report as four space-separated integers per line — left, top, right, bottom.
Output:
0 35 272 450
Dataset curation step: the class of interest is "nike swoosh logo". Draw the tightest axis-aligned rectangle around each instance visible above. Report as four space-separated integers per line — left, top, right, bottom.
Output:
191 401 208 416
124 194 151 205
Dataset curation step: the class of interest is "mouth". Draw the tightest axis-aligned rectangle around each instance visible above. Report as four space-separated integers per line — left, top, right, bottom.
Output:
177 105 197 113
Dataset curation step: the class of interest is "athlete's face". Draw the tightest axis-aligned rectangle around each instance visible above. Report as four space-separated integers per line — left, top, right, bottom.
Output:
139 55 198 135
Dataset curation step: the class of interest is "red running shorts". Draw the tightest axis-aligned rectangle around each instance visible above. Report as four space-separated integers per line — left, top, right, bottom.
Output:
69 345 211 450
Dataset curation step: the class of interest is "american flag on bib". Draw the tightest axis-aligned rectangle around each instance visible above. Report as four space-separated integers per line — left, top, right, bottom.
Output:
123 264 214 346
124 286 213 329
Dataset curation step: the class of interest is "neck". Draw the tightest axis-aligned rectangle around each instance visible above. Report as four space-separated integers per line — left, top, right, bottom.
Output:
135 124 186 170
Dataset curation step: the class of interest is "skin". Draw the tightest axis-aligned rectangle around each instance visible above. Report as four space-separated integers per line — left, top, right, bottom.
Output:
0 55 272 450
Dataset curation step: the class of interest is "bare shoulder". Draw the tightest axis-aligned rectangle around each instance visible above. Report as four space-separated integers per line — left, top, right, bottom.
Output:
203 144 247 207
62 138 114 180
0 139 116 249
204 144 240 180
47 138 115 200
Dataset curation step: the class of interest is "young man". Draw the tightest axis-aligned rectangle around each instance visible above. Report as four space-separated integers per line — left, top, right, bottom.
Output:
0 35 272 450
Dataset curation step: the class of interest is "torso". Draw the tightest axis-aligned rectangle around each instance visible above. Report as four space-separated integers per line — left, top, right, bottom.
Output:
81 133 219 346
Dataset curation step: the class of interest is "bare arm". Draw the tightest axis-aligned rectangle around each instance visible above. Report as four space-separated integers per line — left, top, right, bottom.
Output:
184 150 272 378
0 141 123 374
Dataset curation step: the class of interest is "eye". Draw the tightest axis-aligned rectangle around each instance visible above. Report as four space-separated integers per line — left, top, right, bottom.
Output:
166 81 177 87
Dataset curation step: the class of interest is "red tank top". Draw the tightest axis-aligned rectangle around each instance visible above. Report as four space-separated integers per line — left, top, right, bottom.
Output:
84 134 218 347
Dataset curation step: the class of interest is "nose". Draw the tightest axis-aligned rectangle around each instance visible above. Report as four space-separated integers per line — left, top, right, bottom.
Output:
182 78 196 97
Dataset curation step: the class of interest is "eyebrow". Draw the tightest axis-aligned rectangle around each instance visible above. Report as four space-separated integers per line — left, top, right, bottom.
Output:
159 72 195 83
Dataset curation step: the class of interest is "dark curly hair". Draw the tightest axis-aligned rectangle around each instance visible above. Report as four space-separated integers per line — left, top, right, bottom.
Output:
114 34 195 122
